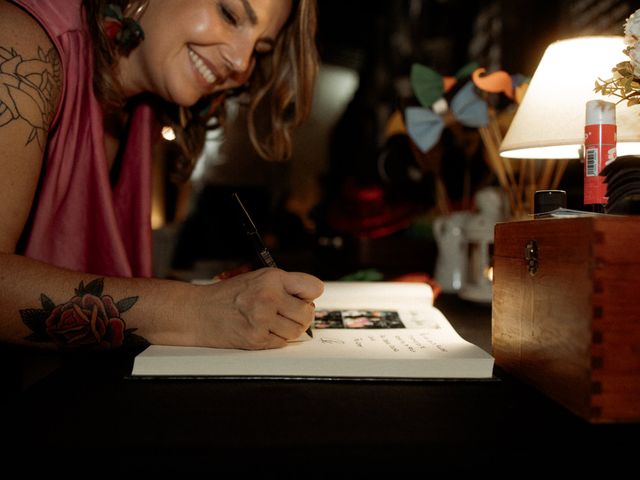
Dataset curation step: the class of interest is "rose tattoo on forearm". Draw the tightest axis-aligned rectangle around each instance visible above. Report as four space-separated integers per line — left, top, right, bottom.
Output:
20 278 142 349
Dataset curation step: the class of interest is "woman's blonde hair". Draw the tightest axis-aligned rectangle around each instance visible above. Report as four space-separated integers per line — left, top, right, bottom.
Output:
83 0 319 180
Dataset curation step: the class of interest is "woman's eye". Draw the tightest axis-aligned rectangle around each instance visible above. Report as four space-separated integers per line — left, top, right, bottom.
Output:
219 4 238 26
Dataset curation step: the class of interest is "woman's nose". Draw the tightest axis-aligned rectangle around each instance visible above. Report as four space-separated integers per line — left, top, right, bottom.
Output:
223 40 253 75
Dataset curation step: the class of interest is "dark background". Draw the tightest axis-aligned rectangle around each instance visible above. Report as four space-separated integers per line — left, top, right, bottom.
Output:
165 0 640 279
316 0 640 74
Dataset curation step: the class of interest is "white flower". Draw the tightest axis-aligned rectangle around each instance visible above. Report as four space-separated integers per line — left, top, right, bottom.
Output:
624 8 640 44
629 43 640 77
595 8 640 106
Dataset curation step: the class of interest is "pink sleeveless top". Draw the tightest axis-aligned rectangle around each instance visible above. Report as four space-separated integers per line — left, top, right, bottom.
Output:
13 0 154 277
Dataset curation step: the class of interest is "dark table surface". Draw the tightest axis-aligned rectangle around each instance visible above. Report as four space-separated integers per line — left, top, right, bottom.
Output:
1 294 638 474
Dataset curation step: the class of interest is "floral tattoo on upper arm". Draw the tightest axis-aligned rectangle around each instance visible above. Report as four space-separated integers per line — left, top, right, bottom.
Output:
0 44 61 150
20 278 144 350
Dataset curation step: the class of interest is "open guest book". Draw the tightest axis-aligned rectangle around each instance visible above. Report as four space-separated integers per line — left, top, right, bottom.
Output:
131 281 495 379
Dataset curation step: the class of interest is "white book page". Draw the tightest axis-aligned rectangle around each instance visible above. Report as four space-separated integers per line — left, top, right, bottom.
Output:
132 282 494 378
316 281 434 311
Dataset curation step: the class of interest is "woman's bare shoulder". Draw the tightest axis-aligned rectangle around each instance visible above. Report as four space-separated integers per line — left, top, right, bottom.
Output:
0 0 62 132
0 1 58 48
0 1 64 254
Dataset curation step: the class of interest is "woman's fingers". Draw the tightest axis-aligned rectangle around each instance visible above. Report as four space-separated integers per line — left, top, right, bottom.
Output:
280 271 325 302
268 310 313 341
275 294 316 327
201 268 324 349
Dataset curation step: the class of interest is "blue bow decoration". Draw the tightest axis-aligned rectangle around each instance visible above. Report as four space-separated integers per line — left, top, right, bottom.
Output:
405 82 489 153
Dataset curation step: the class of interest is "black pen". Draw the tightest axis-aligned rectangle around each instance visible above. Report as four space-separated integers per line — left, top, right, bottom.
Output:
231 192 313 339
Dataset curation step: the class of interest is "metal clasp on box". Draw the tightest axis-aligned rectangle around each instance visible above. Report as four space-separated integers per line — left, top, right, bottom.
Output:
525 240 538 276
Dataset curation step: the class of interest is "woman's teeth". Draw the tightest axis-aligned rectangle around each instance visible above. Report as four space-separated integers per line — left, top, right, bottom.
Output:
188 49 216 85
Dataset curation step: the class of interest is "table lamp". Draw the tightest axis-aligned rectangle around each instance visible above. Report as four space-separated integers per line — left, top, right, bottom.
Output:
500 36 640 160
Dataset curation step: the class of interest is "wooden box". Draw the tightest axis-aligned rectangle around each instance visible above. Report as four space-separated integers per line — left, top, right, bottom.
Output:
492 215 640 423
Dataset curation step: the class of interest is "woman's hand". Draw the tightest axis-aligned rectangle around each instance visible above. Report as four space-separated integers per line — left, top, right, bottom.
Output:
188 268 324 350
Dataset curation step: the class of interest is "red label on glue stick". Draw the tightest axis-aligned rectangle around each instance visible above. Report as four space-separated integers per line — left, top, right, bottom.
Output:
584 100 616 206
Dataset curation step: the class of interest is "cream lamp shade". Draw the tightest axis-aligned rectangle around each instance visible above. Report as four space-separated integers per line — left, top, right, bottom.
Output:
500 36 640 159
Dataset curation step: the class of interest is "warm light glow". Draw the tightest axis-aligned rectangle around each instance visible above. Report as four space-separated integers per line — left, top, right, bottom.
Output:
500 36 640 159
484 266 494 283
161 126 176 141
151 209 164 230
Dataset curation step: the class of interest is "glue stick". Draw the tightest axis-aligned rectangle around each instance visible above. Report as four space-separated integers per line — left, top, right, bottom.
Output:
584 100 616 210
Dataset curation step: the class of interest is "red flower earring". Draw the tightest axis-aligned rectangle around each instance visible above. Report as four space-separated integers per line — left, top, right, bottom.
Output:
103 4 145 55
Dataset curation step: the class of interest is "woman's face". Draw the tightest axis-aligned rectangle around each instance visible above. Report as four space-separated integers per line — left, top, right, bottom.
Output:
120 0 293 105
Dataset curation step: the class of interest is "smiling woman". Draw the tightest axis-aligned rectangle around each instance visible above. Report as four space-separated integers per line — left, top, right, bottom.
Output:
85 0 318 178
0 0 323 352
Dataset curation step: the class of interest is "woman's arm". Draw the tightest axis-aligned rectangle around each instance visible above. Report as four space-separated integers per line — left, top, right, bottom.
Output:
0 254 322 350
0 0 60 253
0 1 323 351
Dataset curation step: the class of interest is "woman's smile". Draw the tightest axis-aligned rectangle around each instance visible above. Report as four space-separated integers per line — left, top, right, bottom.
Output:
187 47 218 88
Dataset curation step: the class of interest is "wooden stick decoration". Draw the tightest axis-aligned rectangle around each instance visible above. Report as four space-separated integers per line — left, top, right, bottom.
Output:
551 159 569 190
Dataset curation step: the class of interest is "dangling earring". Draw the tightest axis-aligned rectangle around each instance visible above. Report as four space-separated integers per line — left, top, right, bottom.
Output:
103 2 148 56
